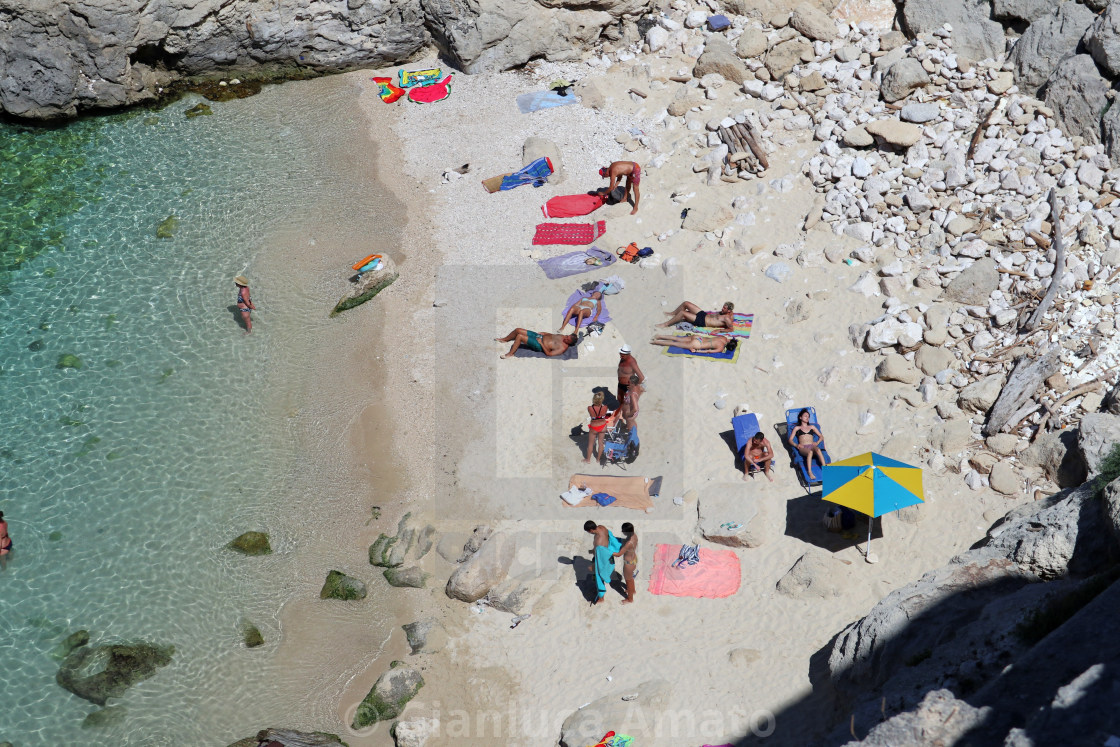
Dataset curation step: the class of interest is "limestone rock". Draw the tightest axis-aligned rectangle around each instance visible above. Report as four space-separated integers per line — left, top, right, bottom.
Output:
941 258 998 305
900 102 940 124
736 28 768 59
1103 478 1120 546
986 433 1020 456
698 485 766 547
843 126 874 147
1011 2 1096 94
915 345 955 376
1020 430 1087 488
384 565 429 588
881 59 930 103
989 462 1020 495
766 37 812 80
446 530 515 602
994 0 1062 24
900 0 1005 62
1077 413 1120 477
789 2 838 42
352 663 423 729
959 374 1005 414
776 550 854 599
559 679 670 746
1044 54 1111 146
1084 2 1120 78
393 718 440 747
56 641 175 706
320 570 367 601
332 253 398 316
694 37 750 84
523 136 565 185
402 618 448 655
865 119 922 148
228 531 271 556
876 354 921 385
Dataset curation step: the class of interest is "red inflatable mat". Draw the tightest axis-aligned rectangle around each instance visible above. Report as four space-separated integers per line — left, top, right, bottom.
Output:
532 220 606 246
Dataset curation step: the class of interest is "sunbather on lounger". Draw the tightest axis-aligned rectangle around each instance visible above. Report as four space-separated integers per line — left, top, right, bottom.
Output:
789 408 827 480
659 301 734 330
559 291 603 333
744 432 774 482
649 334 738 354
496 329 577 358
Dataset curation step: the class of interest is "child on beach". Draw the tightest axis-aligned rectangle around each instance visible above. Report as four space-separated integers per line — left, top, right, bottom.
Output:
615 522 638 604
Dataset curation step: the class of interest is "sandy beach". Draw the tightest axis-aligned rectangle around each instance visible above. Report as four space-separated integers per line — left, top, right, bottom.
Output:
318 42 1036 745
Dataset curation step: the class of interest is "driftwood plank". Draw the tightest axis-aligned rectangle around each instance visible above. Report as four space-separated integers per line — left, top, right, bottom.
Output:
1022 188 1066 332
737 122 769 171
982 345 1060 437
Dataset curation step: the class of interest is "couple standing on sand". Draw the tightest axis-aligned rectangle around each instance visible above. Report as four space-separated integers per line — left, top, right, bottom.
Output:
584 521 638 605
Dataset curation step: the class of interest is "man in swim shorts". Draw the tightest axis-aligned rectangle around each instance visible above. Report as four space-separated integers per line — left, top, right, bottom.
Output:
598 161 642 214
659 301 734 330
616 345 645 404
496 328 577 358
744 431 774 482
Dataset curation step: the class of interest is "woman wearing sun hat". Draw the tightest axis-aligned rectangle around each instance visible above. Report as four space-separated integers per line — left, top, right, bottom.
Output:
234 276 256 333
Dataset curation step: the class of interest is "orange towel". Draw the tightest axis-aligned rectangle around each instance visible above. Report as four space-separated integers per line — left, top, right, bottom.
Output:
647 544 740 598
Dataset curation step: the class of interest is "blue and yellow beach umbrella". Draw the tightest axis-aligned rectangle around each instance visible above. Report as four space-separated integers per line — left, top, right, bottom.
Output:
821 452 924 517
822 452 923 562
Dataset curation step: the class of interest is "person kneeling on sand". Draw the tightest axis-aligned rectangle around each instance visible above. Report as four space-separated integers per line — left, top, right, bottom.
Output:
659 301 734 330
744 432 774 482
584 520 622 605
614 522 638 604
496 328 577 358
649 334 737 354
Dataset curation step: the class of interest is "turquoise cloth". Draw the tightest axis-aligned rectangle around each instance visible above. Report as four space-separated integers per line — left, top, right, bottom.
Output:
594 531 623 599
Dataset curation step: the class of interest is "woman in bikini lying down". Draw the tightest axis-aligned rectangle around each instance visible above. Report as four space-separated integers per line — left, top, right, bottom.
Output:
559 291 604 333
649 334 738 354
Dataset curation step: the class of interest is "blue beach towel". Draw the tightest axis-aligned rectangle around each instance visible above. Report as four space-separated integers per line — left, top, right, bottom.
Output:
594 531 623 599
661 339 741 363
500 157 553 191
516 90 580 113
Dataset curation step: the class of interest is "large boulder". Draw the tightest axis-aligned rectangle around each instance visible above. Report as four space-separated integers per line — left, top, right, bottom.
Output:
320 570 367 600
993 0 1064 24
697 485 767 547
776 550 855 599
789 2 838 41
369 512 435 568
736 28 769 58
352 662 424 729
384 565 429 588
446 529 515 602
941 258 998 305
1044 54 1111 146
1076 413 1120 477
1020 429 1087 487
693 37 750 84
880 59 930 103
332 253 399 316
900 0 1005 62
402 618 448 655
559 679 671 747
56 641 175 706
1010 1 1096 94
1084 2 1120 78
1103 478 1120 545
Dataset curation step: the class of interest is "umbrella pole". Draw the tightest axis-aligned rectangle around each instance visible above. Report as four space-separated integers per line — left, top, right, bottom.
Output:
865 516 878 564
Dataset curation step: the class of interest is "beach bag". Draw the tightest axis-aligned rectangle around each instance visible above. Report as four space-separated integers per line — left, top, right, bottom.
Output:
636 247 653 258
592 492 616 507
618 243 640 262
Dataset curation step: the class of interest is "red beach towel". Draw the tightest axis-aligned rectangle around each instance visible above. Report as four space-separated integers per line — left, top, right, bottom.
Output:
407 76 452 104
542 194 605 219
533 220 606 246
647 544 740 598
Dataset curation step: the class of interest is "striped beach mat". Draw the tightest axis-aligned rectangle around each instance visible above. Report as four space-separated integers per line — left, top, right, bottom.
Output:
532 220 606 246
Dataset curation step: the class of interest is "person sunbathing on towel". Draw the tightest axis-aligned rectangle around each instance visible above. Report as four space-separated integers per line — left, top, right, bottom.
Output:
659 301 734 329
744 432 774 482
789 408 827 480
597 161 642 214
559 291 604 333
496 329 577 358
649 334 737 354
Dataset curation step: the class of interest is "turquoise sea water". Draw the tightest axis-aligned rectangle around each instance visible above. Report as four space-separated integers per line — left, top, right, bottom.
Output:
0 78 396 744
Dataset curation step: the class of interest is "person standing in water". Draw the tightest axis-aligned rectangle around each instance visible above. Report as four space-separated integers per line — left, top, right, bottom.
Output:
0 511 12 570
235 275 256 334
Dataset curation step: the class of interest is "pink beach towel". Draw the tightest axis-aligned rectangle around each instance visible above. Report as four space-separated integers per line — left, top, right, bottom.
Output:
647 544 741 598
542 194 605 219
532 220 606 246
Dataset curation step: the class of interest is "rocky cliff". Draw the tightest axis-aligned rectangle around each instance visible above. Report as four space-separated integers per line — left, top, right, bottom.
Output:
0 0 650 119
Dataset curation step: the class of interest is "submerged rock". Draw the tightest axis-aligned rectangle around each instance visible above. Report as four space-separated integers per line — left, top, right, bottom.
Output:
240 619 265 648
82 705 126 729
331 254 398 317
56 641 175 706
56 354 82 369
51 629 90 660
155 215 179 239
227 531 271 556
320 570 366 601
351 662 424 728
183 103 212 119
226 728 346 747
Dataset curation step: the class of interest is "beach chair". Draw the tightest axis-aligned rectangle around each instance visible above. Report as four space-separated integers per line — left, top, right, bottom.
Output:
602 421 639 467
731 412 762 473
784 406 831 492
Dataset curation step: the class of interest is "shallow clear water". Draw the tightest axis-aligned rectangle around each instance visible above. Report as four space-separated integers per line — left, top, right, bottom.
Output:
0 77 397 744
